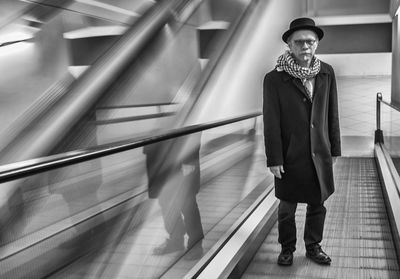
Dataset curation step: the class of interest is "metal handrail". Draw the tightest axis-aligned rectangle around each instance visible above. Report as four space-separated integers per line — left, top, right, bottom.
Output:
375 92 400 143
377 93 400 112
0 112 261 184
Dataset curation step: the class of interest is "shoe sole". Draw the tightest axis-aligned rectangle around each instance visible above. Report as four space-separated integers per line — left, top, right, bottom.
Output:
305 254 331 265
277 257 293 266
277 261 293 266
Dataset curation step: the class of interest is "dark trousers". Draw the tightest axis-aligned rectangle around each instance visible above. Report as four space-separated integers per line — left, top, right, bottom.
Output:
278 200 326 252
158 170 204 247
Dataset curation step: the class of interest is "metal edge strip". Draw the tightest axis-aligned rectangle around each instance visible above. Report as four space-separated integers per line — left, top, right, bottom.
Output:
374 143 400 266
183 184 277 278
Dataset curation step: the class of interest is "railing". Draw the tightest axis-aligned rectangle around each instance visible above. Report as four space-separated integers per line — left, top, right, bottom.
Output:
0 112 262 279
374 92 400 267
375 92 400 143
0 112 261 184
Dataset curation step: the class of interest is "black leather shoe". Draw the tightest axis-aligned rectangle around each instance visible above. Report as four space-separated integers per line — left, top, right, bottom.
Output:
306 245 331 265
153 238 184 255
277 249 293 266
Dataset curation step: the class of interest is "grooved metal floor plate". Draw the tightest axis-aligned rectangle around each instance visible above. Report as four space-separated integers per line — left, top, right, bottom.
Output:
242 158 400 279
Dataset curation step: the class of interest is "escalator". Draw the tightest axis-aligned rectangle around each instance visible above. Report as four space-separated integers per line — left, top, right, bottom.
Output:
0 0 269 278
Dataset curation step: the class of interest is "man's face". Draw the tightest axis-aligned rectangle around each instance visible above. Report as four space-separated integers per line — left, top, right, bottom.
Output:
287 30 318 67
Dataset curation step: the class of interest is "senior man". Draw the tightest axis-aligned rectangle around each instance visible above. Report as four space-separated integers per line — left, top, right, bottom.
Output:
263 17 341 266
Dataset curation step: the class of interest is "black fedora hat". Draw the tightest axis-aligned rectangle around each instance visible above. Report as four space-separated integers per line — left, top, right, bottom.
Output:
282 17 324 43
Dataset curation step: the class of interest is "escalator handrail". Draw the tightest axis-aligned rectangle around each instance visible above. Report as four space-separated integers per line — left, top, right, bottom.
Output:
0 112 261 184
375 92 400 143
377 92 400 113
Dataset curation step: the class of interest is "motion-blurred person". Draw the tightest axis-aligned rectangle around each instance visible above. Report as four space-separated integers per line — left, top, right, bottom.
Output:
144 133 204 260
263 18 341 266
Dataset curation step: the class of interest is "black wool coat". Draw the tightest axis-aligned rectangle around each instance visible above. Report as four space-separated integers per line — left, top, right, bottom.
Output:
263 61 341 204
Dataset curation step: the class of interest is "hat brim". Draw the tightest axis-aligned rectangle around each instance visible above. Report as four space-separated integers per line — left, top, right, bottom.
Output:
282 26 324 43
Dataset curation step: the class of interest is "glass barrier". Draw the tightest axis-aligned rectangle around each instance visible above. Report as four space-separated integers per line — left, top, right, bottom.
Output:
381 101 400 175
0 116 272 279
0 1 259 277
0 0 154 147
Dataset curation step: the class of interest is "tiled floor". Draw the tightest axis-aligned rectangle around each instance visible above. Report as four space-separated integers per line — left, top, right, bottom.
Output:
336 75 394 156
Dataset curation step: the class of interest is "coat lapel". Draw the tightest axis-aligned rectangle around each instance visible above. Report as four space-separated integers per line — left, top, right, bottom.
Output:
292 78 312 101
314 73 324 93
314 64 330 99
282 73 310 101
314 72 327 94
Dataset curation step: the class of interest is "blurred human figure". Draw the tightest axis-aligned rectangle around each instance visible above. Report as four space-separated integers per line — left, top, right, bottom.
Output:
144 133 204 260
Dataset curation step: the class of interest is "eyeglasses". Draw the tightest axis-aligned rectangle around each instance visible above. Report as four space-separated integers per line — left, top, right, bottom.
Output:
293 39 317 47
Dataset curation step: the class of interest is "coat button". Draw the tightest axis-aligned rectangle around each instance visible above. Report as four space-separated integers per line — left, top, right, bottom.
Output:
311 123 314 128
303 98 307 102
312 152 316 157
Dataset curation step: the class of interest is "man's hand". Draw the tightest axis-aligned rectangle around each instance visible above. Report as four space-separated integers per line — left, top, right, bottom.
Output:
269 165 284 179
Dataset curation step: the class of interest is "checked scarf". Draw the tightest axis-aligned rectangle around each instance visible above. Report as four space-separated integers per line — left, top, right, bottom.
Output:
275 51 321 101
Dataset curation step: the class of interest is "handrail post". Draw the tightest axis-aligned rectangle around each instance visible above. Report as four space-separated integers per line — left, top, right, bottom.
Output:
375 92 384 144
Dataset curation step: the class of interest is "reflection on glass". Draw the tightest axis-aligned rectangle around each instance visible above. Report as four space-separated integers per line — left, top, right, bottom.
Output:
0 0 265 278
144 133 204 260
0 0 155 148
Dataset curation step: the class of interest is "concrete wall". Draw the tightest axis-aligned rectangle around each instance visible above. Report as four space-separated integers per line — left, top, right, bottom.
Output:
307 0 393 77
308 0 390 16
187 0 306 123
392 15 400 105
317 53 392 76
317 23 392 54
391 0 400 16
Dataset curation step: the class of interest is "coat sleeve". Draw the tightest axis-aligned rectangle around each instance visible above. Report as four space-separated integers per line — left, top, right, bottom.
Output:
328 66 341 157
263 73 283 166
